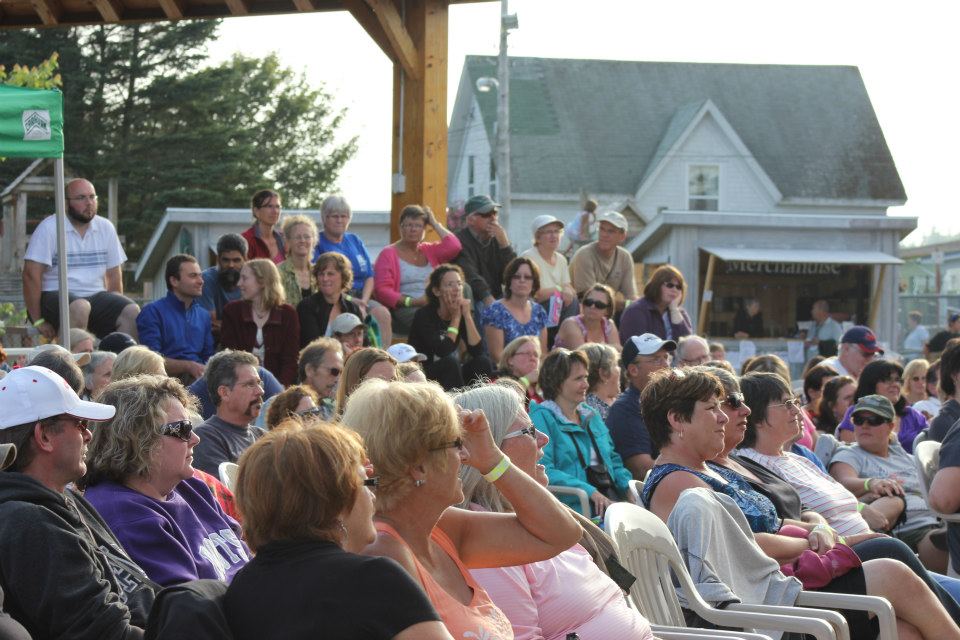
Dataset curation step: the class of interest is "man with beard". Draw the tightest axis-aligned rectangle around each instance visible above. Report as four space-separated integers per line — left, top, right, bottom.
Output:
198 233 247 341
192 350 266 477
0 366 157 640
22 179 140 340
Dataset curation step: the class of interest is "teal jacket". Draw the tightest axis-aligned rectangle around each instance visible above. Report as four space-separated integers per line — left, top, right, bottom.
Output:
530 400 632 515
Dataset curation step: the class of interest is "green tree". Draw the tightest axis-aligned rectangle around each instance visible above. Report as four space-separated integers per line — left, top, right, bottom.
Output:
0 52 62 89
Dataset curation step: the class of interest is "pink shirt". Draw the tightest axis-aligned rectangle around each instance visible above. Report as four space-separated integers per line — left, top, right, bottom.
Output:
469 506 652 640
797 409 817 449
375 521 514 640
373 234 462 308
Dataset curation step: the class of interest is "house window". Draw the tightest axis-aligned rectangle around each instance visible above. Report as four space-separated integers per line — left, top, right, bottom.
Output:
688 164 719 211
489 155 497 199
467 155 475 198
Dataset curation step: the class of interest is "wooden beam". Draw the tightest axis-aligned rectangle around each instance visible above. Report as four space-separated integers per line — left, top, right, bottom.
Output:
30 0 62 25
292 0 315 10
157 0 185 19
697 253 717 335
364 0 420 80
224 0 249 15
390 0 447 238
92 0 124 22
868 263 887 330
342 0 397 64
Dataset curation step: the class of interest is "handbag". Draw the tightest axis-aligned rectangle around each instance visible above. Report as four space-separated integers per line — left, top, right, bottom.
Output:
567 417 622 502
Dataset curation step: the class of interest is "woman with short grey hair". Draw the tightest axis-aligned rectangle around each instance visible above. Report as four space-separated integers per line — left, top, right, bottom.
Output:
80 350 116 400
313 195 392 345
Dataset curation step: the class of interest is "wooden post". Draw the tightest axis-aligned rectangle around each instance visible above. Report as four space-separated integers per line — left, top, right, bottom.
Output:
868 264 886 330
15 192 27 267
697 253 717 335
389 0 448 241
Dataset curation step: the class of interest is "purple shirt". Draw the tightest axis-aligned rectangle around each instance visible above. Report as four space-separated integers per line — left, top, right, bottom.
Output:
84 476 249 586
619 297 692 344
836 404 928 454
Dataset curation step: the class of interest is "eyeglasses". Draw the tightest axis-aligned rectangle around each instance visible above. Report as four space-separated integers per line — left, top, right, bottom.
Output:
290 234 314 242
160 419 194 442
67 194 97 202
725 393 745 409
634 354 671 366
664 282 682 290
400 223 425 231
363 476 380 488
852 414 888 427
513 349 539 359
910 376 923 382
503 425 536 440
770 397 803 411
475 211 496 218
582 298 611 310
430 438 464 452
49 415 90 432
512 273 534 281
296 406 322 417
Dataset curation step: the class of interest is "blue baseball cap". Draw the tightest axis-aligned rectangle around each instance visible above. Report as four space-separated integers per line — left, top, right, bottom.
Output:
840 325 883 355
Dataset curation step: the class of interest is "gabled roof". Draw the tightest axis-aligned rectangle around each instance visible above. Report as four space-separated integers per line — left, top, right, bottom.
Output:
450 56 906 204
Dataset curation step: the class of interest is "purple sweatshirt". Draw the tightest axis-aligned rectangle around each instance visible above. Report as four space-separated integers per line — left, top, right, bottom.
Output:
85 476 249 587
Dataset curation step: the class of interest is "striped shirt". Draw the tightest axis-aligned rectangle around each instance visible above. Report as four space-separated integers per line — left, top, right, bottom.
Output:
738 448 870 536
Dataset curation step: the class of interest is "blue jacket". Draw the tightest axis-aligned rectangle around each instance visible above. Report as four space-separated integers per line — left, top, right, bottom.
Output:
530 400 632 514
137 291 214 363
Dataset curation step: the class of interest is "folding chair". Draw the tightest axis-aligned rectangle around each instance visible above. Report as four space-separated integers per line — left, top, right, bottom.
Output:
218 461 239 493
628 478 644 504
548 485 590 516
604 502 898 640
913 439 960 577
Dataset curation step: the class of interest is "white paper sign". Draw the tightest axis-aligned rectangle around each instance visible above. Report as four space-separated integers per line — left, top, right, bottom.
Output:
787 341 805 363
739 341 757 361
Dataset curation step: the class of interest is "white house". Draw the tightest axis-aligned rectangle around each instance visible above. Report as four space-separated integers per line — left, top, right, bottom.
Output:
448 56 915 346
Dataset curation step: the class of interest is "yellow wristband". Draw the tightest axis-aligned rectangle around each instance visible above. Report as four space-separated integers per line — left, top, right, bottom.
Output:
838 535 847 545
447 326 459 336
482 455 511 483
33 318 46 328
864 478 871 492
404 296 411 307
519 376 530 388
857 502 865 512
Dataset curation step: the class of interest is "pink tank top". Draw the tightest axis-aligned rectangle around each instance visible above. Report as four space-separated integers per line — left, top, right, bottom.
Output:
375 522 515 640
554 316 611 349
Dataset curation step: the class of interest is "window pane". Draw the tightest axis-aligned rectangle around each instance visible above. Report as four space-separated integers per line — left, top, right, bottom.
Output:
689 165 719 196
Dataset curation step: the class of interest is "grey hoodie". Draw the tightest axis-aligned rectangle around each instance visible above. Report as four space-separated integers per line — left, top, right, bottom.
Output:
0 472 157 640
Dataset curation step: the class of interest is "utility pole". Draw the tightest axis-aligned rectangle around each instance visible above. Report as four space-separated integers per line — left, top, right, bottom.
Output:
497 0 518 231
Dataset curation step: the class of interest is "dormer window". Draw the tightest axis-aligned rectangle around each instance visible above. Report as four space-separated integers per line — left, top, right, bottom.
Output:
688 164 719 211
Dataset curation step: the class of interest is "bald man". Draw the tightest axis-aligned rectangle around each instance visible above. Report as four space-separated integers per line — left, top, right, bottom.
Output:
23 179 140 340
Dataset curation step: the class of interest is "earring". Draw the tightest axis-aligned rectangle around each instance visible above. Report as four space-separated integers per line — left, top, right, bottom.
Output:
679 429 685 440
337 519 347 535
414 479 425 487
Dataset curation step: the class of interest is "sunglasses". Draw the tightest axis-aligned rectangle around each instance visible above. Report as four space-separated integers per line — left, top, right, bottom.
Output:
664 282 682 290
297 406 322 417
160 419 194 442
503 425 536 440
363 476 380 488
430 438 464 452
48 415 90 432
852 414 888 427
725 393 745 409
475 211 496 218
582 298 611 310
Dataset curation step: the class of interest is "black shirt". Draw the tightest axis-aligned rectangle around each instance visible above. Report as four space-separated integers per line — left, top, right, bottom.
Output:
224 540 440 640
296 293 362 348
928 330 960 354
938 421 960 575
929 399 960 442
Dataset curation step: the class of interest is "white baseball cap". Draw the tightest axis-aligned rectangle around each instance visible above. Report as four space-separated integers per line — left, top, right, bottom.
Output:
386 343 427 363
530 214 564 237
330 313 363 335
28 343 91 367
0 366 116 430
598 211 629 232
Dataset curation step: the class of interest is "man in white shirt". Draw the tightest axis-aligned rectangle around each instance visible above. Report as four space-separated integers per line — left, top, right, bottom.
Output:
821 325 883 379
22 179 140 340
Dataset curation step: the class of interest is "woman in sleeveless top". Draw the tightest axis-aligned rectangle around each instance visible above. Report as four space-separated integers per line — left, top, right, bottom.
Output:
340 379 581 640
554 284 620 351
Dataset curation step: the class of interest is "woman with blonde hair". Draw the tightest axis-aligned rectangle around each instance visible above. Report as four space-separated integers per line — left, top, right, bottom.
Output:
83 375 249 586
493 335 542 405
112 345 165 380
224 424 452 640
340 379 581 639
277 214 319 307
335 347 397 416
619 264 692 342
297 251 364 347
221 258 300 386
578 342 621 420
903 358 930 407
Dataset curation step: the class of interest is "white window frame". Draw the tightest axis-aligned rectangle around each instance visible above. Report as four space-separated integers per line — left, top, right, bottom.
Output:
686 163 720 211
467 155 476 198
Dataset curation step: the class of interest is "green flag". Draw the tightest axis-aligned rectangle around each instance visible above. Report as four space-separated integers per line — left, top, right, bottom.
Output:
0 84 64 158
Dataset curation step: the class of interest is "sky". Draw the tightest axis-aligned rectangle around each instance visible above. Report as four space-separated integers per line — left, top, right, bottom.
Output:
207 0 959 245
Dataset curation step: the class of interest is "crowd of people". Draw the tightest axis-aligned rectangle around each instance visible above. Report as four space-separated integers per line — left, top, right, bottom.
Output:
2 181 960 639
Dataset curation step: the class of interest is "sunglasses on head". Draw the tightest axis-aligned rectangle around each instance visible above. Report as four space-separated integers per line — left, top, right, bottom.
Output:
582 298 611 310
725 393 745 409
160 419 194 442
852 413 888 427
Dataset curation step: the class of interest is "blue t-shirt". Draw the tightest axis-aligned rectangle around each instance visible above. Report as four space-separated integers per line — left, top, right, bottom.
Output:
606 385 656 461
313 232 374 292
198 266 242 316
480 300 547 345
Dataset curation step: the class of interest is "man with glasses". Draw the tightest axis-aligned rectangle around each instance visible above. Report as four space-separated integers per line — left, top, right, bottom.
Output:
454 194 517 308
821 325 884 379
676 334 711 367
607 333 676 479
569 211 637 315
22 178 141 341
0 366 156 639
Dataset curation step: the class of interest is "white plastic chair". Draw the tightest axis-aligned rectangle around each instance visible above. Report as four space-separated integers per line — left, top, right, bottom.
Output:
627 478 644 504
604 502 898 640
218 461 239 493
547 485 590 516
913 439 960 577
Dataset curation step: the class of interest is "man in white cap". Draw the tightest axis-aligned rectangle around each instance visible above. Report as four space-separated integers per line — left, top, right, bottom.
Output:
386 343 427 364
569 211 637 314
606 334 676 479
330 312 366 357
0 366 156 640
